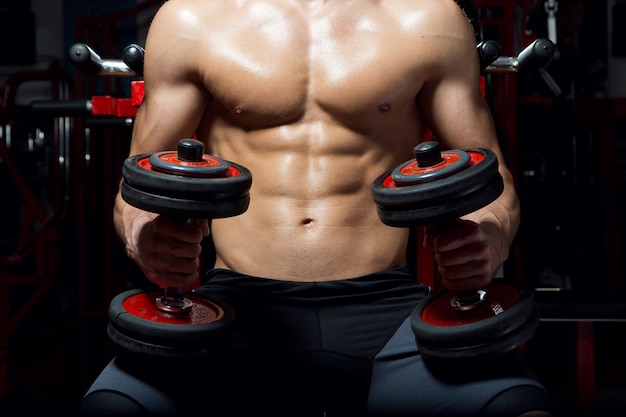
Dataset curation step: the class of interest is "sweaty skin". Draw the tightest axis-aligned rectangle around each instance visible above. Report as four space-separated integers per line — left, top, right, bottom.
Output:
113 0 520 290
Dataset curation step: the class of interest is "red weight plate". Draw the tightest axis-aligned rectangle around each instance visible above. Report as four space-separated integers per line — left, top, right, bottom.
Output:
122 292 224 325
467 150 485 165
136 156 242 178
383 150 484 188
155 152 226 169
149 152 232 177
421 283 520 326
397 151 466 177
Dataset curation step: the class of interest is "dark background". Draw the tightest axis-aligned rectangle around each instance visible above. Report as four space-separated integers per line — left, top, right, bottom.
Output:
1 1 625 416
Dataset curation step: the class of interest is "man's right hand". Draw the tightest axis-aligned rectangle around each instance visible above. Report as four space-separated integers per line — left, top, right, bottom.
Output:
125 213 209 289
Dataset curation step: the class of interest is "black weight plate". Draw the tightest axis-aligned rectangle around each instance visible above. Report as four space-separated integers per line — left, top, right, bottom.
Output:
410 281 539 358
107 322 232 357
108 289 234 357
375 173 503 227
121 181 250 219
372 148 499 209
416 311 539 359
123 154 252 200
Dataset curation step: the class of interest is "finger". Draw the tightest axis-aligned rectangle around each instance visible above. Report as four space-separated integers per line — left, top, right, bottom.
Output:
196 219 210 237
143 269 200 289
440 275 491 292
162 239 203 260
440 273 492 292
438 259 493 291
153 216 205 243
433 220 481 251
144 249 200 274
434 241 491 268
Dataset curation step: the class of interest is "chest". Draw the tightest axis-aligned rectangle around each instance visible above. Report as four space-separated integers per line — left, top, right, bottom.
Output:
202 7 426 126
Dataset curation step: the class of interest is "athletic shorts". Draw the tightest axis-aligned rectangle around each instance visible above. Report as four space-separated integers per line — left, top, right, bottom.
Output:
79 266 553 416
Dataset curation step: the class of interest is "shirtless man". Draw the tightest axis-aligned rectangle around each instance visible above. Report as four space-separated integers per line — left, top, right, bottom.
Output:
79 0 554 416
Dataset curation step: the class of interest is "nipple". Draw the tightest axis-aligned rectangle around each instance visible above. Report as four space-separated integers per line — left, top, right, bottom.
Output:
234 106 244 115
379 103 391 112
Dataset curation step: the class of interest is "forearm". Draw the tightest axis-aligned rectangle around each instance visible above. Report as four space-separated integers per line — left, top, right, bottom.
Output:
113 182 157 263
464 165 520 264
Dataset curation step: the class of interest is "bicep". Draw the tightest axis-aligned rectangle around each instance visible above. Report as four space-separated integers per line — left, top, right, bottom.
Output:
417 50 498 153
414 1 499 152
128 3 212 156
130 78 210 156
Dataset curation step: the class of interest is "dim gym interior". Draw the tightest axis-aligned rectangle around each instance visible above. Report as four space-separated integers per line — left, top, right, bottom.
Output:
1 1 625 416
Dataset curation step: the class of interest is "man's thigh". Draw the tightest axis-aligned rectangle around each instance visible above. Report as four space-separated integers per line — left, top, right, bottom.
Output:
367 317 550 417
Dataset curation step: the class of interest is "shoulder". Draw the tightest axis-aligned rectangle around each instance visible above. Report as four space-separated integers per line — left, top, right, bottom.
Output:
390 0 479 76
148 0 227 36
142 0 231 80
391 0 476 44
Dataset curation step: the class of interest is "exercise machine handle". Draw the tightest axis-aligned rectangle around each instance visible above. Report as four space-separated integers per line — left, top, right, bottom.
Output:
68 43 136 77
484 38 555 74
30 99 92 117
122 44 145 77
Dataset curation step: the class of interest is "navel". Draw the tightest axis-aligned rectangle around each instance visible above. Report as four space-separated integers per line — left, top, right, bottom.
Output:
379 102 391 112
301 218 315 230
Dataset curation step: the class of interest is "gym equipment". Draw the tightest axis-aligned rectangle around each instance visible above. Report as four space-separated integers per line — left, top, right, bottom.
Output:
483 37 555 73
371 141 503 227
108 138 252 357
372 141 539 360
68 43 137 77
122 43 145 76
35 42 146 118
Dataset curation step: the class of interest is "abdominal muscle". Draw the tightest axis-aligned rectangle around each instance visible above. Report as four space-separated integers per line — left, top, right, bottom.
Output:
206 121 415 282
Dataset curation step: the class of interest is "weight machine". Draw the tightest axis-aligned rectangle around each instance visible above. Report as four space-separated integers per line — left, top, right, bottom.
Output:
0 60 71 398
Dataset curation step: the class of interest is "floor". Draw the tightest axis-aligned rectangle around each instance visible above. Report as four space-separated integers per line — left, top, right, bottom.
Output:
1 288 626 416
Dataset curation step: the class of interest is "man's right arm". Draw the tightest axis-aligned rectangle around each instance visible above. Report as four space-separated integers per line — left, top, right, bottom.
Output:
113 1 212 288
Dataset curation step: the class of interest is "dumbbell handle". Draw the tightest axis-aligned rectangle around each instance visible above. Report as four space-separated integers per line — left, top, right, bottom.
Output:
154 217 199 313
412 142 496 312
434 220 488 312
158 285 192 313
154 142 209 313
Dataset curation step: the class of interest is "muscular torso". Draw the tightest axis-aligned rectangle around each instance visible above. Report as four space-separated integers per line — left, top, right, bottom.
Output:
137 0 479 281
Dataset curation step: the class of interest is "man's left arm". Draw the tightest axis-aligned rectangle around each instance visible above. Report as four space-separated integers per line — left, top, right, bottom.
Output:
415 11 520 291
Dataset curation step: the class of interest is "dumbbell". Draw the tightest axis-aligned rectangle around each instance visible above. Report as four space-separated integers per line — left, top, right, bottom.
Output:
371 141 539 360
107 138 252 357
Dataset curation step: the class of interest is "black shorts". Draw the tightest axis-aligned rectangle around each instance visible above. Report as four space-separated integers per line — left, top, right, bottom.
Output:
80 267 553 416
